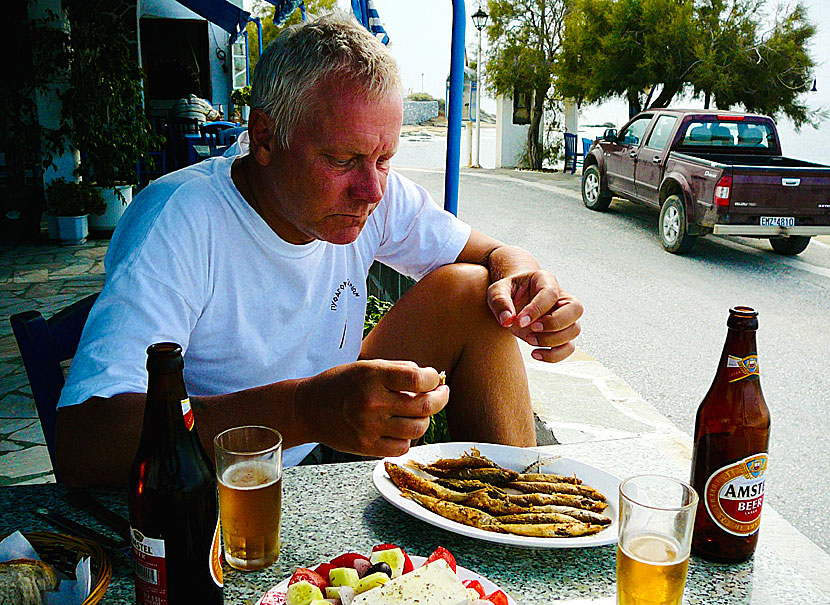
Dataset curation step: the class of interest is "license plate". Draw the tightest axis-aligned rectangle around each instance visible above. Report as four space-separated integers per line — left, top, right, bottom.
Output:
760 216 795 228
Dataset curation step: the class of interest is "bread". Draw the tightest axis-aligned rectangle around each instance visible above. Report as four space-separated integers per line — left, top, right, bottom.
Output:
0 558 58 605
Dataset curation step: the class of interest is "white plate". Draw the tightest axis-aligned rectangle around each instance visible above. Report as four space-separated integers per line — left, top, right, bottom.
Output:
373 442 622 549
256 555 517 605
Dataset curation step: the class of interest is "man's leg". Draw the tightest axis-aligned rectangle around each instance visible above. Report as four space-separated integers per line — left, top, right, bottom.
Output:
361 263 536 446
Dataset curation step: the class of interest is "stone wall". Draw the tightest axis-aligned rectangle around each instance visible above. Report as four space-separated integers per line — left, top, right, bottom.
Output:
402 101 439 125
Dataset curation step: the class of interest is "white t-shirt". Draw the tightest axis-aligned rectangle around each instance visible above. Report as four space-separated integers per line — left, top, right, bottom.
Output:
58 155 471 466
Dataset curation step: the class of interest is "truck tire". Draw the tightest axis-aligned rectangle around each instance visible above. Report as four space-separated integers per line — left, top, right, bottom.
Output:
581 166 612 211
769 235 811 256
659 195 697 254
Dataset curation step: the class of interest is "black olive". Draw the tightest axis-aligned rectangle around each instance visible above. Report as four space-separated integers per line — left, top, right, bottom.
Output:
365 562 392 578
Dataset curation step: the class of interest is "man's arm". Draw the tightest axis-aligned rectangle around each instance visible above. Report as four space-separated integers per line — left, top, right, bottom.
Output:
55 360 447 488
455 229 583 362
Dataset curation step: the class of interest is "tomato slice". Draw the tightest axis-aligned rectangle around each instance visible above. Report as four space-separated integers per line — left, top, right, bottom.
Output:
463 579 486 598
288 567 328 591
313 562 337 583
424 546 457 572
329 552 371 569
371 543 414 574
485 589 510 605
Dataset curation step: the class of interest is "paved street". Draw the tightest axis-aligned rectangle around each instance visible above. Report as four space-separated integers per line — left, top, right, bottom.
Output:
395 160 830 557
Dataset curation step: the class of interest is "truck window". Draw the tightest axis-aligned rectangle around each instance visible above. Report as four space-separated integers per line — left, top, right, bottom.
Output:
644 115 677 151
618 116 652 146
680 120 775 150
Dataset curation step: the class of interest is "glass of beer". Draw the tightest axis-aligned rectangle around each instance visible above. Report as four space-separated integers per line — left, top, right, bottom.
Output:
617 475 698 605
214 426 282 571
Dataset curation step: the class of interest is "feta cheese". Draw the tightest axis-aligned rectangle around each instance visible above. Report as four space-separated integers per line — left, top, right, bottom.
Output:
350 559 470 605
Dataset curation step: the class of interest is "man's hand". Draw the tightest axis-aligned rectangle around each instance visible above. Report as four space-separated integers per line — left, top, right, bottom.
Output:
296 360 449 457
487 269 583 363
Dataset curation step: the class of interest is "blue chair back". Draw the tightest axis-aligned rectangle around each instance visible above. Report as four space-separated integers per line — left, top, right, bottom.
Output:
200 121 237 155
10 293 99 472
582 137 593 159
563 132 578 174
217 126 247 147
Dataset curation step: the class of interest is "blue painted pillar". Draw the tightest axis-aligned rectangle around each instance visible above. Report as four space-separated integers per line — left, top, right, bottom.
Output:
444 0 466 216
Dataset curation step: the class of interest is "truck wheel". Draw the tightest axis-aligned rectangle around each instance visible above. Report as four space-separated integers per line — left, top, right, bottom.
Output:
659 195 697 254
581 166 611 211
769 235 811 256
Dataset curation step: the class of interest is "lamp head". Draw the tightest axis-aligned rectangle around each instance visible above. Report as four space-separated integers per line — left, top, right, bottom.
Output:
472 6 489 31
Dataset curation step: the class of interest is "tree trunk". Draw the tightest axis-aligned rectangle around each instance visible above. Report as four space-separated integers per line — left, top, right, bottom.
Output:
704 91 711 109
649 82 680 109
627 90 642 118
527 87 546 170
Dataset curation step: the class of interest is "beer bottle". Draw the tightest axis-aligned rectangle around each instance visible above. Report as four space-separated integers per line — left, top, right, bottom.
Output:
128 343 223 604
690 307 770 562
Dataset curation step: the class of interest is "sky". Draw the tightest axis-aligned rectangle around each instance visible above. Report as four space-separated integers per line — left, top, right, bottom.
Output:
331 0 830 163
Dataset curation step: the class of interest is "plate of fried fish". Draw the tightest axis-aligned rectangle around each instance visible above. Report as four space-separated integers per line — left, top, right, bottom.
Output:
373 442 622 549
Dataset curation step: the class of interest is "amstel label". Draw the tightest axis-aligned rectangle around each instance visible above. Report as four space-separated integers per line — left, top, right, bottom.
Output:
726 354 759 383
703 453 768 536
209 517 223 587
181 398 194 431
131 527 168 604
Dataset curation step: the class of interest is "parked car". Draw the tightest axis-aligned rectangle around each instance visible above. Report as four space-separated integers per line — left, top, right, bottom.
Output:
581 108 830 255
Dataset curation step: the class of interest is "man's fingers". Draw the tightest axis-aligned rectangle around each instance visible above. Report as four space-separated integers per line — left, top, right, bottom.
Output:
514 284 561 328
487 281 518 327
377 361 444 393
530 341 576 363
525 321 582 348
525 296 584 334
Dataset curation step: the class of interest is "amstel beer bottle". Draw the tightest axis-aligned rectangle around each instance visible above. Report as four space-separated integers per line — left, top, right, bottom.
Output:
690 307 770 562
128 343 223 604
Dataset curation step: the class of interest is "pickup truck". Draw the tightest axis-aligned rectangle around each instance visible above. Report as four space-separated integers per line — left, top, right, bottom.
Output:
581 108 830 255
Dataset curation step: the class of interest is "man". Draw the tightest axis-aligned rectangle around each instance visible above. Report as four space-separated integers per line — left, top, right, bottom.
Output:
170 91 222 123
55 14 583 488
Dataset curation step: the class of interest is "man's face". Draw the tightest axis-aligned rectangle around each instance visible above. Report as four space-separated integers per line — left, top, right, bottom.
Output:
262 79 403 245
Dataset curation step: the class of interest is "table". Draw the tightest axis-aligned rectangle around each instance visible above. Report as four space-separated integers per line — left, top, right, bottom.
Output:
2 438 828 604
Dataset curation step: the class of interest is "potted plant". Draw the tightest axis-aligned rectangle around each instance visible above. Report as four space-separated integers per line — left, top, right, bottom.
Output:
45 178 106 245
231 86 252 124
58 2 162 232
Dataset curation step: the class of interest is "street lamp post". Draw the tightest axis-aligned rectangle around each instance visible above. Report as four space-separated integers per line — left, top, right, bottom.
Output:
471 5 488 169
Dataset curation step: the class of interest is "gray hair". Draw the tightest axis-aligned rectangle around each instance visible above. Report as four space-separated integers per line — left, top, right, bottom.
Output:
250 12 401 148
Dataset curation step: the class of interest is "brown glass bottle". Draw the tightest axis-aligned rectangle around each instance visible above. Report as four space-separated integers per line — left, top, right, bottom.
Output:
128 343 223 604
690 307 770 563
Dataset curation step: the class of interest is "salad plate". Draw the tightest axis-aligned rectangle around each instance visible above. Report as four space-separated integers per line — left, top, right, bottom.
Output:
373 442 622 549
256 554 517 605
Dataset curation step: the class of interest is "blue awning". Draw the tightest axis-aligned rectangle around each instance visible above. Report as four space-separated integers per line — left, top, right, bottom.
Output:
175 0 251 43
264 0 306 26
351 0 389 45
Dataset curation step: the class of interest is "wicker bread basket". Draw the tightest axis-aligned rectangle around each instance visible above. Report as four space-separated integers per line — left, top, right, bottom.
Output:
2 531 112 604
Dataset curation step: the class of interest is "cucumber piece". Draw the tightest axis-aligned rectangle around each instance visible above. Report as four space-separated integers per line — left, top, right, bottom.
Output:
369 548 405 578
355 571 391 594
329 567 360 588
286 580 324 605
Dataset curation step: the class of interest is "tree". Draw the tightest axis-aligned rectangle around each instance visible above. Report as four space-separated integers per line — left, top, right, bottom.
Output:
484 0 570 169
246 0 338 71
556 0 820 127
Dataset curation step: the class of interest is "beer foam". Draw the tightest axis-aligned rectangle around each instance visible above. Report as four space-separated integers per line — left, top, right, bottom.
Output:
622 532 684 566
220 460 279 490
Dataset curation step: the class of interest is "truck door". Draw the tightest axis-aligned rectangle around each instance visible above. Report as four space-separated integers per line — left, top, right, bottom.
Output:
605 115 653 197
636 114 678 204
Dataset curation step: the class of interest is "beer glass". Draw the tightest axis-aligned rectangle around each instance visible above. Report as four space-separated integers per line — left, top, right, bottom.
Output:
214 426 282 571
617 475 698 605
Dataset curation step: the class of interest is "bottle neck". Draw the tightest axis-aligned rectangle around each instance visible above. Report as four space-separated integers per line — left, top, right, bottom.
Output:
714 325 759 383
142 368 190 448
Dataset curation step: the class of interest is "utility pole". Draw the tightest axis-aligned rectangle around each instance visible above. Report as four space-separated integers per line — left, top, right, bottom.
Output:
471 5 489 169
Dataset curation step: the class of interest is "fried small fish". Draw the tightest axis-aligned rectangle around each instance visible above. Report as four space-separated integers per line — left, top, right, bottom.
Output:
520 505 612 526
423 447 501 472
412 464 519 484
495 512 581 525
507 481 607 502
493 523 606 538
460 489 529 515
516 473 582 485
434 478 495 492
399 489 498 529
384 462 468 502
504 492 608 512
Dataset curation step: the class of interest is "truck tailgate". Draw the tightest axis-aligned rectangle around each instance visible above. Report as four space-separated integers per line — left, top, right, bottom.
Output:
725 165 830 230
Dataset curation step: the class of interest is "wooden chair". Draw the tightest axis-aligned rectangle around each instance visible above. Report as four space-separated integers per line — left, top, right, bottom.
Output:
168 118 201 169
217 126 247 148
563 133 578 174
199 121 237 156
9 293 99 471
